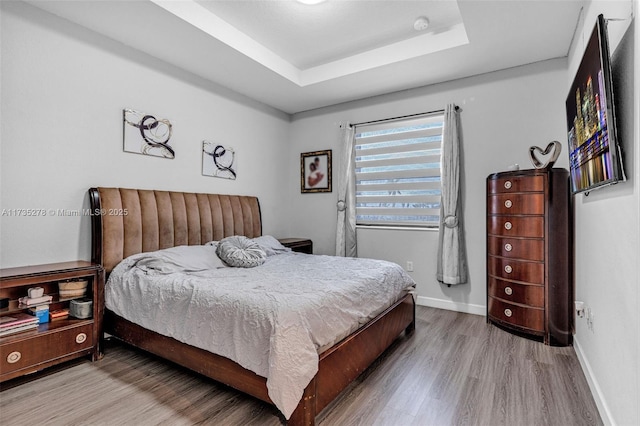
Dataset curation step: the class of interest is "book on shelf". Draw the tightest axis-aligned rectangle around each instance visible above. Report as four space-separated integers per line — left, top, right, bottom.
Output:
0 313 39 336
49 308 69 321
0 321 39 337
18 295 53 306
0 312 39 329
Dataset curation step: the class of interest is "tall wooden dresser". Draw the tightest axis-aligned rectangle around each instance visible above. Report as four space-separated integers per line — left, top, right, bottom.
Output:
486 168 572 346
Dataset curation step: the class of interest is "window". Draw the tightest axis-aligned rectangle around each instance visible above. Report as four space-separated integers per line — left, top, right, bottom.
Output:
355 113 444 228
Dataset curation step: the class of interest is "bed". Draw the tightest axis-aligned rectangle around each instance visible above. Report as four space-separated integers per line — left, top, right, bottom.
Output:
89 187 416 425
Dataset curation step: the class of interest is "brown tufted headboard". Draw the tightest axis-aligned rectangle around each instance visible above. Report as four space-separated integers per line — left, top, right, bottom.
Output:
89 188 262 273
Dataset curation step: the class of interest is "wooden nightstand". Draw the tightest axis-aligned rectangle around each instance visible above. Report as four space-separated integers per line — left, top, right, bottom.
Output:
0 261 104 382
278 238 313 254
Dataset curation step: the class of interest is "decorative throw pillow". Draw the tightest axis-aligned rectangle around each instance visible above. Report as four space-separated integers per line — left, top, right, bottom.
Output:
216 235 267 268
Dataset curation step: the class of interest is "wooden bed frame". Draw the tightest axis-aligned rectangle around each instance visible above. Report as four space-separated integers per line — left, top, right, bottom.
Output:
89 187 415 425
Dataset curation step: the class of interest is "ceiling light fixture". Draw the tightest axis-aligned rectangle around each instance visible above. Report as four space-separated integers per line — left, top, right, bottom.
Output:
414 16 430 31
296 0 326 5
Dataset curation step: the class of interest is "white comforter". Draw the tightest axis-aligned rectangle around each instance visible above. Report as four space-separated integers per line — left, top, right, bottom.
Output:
105 249 415 419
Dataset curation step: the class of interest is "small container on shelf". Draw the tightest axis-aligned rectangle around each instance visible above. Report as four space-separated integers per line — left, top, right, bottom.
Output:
28 287 44 298
58 280 88 299
69 298 93 319
28 305 50 324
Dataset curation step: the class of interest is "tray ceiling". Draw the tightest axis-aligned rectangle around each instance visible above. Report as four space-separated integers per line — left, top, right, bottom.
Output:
24 0 585 114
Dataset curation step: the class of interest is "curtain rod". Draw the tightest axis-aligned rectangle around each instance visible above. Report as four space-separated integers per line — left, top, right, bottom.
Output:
351 106 458 128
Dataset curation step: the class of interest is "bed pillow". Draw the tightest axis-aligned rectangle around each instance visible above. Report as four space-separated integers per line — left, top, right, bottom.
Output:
216 236 267 268
204 240 219 249
252 235 292 256
134 245 226 274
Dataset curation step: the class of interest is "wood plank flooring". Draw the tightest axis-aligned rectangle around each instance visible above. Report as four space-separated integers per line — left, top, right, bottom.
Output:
0 306 602 425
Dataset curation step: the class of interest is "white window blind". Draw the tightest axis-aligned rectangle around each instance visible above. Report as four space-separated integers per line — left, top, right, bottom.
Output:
355 113 444 227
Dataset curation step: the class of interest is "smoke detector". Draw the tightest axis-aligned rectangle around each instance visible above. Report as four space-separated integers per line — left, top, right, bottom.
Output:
414 16 430 31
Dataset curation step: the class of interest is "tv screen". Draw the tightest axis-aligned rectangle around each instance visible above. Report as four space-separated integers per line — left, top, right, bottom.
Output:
565 14 625 194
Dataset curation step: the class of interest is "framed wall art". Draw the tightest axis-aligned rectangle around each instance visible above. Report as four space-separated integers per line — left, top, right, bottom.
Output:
202 141 236 180
301 150 331 193
123 109 175 159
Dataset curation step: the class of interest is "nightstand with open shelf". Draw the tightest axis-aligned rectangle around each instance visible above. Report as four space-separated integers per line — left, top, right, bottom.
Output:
0 261 104 382
278 238 313 254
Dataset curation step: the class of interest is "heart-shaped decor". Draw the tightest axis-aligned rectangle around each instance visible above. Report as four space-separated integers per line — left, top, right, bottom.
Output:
529 141 562 169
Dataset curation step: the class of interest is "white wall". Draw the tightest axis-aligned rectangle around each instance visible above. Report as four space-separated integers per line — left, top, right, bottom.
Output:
0 1 292 268
567 1 639 425
289 58 569 314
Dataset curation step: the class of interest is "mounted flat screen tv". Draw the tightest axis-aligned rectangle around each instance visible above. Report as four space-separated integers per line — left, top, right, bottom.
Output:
565 14 625 194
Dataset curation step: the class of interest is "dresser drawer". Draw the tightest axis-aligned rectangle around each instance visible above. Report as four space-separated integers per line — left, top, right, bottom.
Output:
0 324 93 377
487 236 544 261
488 175 545 194
488 277 544 308
488 297 544 332
488 255 544 284
487 216 544 238
487 193 545 215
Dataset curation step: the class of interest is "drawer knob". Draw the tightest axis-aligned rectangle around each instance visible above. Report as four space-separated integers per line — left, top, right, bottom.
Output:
504 200 513 208
504 243 513 252
504 181 512 189
504 265 513 273
504 221 512 230
75 333 87 344
7 351 22 364
504 286 513 295
504 308 513 317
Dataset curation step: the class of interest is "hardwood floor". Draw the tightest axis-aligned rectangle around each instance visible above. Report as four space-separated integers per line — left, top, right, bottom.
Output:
0 306 602 425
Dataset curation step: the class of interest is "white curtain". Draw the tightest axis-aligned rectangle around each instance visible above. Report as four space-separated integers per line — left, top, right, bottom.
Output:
436 104 468 285
335 124 357 257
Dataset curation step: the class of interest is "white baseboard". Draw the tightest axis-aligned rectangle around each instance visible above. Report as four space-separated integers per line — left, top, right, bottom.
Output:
415 295 485 316
573 337 615 426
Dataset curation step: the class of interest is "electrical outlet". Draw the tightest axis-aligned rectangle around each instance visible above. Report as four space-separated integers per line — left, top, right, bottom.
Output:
586 307 594 332
406 261 414 272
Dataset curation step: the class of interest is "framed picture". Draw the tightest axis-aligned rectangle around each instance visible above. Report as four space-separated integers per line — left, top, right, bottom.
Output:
123 109 175 159
202 141 236 180
301 150 332 193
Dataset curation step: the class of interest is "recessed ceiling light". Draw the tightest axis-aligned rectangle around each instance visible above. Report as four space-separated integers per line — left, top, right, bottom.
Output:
296 0 326 4
414 16 430 31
